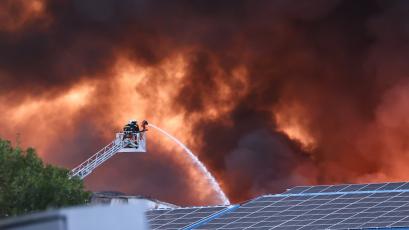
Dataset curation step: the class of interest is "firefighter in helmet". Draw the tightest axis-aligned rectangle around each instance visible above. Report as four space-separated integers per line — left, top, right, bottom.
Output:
130 120 140 133
123 121 132 140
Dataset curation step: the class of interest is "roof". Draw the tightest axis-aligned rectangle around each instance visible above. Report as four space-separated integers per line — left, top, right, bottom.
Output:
91 192 178 209
147 182 409 229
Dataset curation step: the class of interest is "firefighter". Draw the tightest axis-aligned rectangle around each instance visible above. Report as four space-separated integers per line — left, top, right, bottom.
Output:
141 120 148 131
123 122 132 140
123 122 131 133
130 120 140 133
129 120 140 146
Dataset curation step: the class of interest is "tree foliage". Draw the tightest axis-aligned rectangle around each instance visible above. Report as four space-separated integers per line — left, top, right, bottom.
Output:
0 139 90 218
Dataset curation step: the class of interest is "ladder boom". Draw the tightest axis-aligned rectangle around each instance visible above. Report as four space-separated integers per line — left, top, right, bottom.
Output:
69 140 123 179
69 131 147 180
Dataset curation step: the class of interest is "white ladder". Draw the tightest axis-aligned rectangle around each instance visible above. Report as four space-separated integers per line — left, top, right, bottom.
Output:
69 140 123 179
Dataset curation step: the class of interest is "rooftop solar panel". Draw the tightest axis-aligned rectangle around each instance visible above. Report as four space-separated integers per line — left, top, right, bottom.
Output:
300 185 329 194
146 206 227 229
196 189 409 229
282 186 312 194
320 185 350 193
378 182 406 190
147 182 409 229
282 182 409 195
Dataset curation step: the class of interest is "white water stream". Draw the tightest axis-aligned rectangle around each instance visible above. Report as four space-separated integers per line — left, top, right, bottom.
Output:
149 124 230 205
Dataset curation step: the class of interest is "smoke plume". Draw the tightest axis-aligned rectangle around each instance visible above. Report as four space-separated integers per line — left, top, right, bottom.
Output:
1 0 409 205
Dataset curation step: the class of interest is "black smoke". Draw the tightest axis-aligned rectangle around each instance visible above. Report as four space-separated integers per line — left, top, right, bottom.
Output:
2 0 409 205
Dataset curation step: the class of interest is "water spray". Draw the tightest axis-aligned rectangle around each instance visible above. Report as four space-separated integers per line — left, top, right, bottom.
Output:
149 124 230 205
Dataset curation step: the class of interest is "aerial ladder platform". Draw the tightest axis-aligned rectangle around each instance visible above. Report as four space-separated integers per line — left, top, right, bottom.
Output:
69 120 148 179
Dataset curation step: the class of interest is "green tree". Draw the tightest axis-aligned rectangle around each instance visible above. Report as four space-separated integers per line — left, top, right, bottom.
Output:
0 138 91 218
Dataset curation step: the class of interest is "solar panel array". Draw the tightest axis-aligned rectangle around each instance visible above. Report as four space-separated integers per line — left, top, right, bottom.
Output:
146 206 226 229
283 182 409 195
147 182 409 229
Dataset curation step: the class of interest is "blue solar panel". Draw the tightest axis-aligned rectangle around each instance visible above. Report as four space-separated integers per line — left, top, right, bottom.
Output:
147 182 409 229
283 182 409 195
147 206 227 229
196 185 409 229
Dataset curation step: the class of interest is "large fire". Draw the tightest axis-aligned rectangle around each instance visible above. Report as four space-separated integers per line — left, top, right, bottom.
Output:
274 104 316 151
1 0 409 205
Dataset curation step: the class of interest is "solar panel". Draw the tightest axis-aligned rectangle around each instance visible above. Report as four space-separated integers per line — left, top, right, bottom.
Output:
146 206 226 229
282 186 313 194
196 189 409 229
282 182 409 195
300 185 329 194
320 184 350 193
146 182 409 229
379 182 406 190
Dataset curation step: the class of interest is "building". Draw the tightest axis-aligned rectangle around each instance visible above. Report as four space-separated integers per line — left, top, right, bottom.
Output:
0 204 148 230
91 191 178 210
